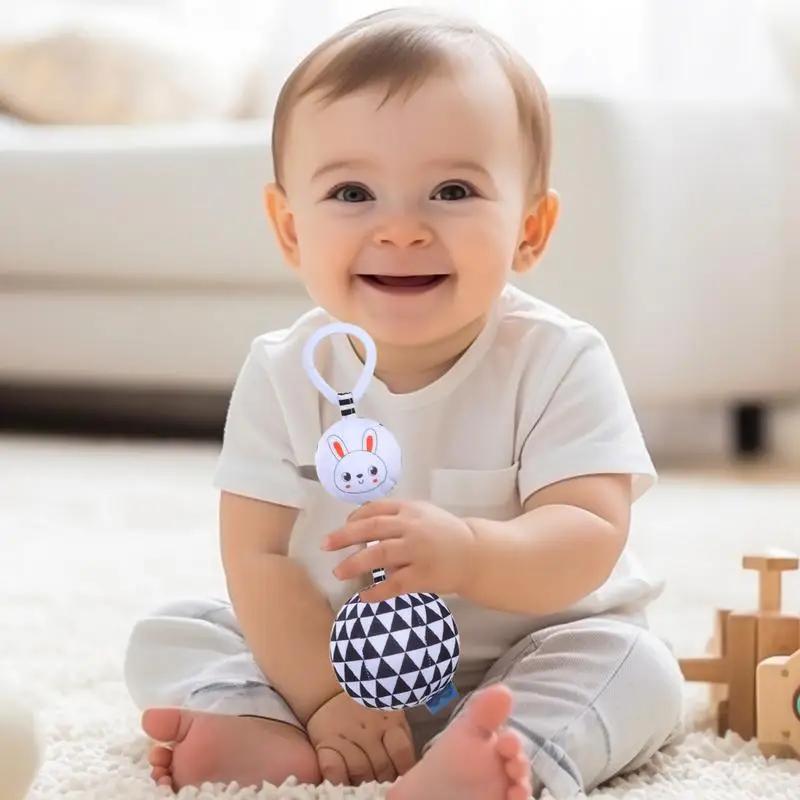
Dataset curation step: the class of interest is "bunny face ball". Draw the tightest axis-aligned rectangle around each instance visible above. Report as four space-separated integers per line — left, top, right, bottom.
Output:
315 417 401 504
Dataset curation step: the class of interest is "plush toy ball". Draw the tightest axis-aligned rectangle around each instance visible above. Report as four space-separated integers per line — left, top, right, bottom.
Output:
315 416 402 505
330 591 460 710
0 690 42 800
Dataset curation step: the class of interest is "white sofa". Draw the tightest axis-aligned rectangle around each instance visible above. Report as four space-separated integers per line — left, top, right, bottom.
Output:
1 94 798 452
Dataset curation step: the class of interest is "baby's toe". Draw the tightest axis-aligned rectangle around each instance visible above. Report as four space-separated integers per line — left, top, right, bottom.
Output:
496 730 531 790
509 784 532 800
148 745 173 768
151 765 173 787
143 708 187 744
496 729 523 760
505 754 529 783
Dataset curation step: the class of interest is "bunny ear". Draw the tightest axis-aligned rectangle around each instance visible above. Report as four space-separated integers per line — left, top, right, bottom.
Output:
362 428 377 453
328 435 347 460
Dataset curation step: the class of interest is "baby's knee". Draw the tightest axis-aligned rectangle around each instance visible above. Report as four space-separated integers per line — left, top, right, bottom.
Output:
583 625 685 788
625 626 685 731
549 625 684 795
143 597 233 624
125 599 209 656
123 598 238 698
576 617 684 732
126 598 235 648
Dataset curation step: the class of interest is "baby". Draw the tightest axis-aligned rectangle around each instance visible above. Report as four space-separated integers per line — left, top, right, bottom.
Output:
123 8 685 800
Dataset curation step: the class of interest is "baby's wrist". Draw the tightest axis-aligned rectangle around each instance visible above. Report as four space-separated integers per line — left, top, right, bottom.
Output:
303 688 345 727
455 517 483 596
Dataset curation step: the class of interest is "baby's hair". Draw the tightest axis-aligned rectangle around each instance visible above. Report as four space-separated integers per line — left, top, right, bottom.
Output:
271 7 552 198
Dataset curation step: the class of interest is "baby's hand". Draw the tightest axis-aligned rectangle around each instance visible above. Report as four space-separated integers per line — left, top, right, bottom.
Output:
306 691 416 785
322 499 477 602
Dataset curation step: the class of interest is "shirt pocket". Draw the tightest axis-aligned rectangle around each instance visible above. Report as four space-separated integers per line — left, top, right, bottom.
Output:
430 463 521 519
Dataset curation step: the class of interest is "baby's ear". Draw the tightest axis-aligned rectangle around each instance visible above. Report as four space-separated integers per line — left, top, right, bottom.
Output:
328 435 347 460
264 183 301 269
513 189 560 274
362 428 377 453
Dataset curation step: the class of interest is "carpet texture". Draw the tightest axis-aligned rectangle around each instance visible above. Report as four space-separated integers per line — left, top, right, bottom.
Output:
2 435 799 799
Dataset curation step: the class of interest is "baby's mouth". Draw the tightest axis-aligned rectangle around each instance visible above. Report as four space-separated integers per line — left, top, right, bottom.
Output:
358 274 449 290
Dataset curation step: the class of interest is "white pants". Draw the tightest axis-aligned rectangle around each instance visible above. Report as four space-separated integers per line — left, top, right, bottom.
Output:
124 598 684 799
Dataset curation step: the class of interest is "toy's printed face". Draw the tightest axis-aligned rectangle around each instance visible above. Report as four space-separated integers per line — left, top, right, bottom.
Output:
316 416 401 504
328 428 388 495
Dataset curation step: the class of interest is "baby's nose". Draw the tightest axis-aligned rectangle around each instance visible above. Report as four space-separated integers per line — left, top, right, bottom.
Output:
356 473 363 479
373 213 433 248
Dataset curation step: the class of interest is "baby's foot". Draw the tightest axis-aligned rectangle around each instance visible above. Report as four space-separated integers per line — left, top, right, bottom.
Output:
142 708 320 791
387 683 531 800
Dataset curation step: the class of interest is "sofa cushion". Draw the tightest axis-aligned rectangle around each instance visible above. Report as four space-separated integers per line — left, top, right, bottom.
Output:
0 3 264 125
0 121 295 287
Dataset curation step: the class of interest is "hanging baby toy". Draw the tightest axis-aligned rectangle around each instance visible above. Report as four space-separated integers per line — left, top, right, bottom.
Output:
303 321 460 714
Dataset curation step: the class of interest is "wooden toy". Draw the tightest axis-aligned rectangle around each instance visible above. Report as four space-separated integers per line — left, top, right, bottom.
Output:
757 649 800 758
677 550 800 758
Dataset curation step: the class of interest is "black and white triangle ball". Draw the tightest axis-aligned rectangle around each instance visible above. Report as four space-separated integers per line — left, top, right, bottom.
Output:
330 591 460 710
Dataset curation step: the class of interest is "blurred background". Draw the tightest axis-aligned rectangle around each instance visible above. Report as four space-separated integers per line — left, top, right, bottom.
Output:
0 0 799 467
3 6 800 793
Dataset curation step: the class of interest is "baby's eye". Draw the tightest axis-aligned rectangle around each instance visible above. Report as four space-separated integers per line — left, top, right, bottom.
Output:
342 472 351 481
329 184 374 203
431 181 476 201
369 465 378 476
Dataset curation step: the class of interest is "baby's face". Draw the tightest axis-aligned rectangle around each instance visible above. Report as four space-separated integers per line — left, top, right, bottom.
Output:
275 53 537 349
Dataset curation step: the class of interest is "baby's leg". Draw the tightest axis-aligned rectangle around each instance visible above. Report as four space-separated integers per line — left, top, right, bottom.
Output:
427 614 684 800
124 598 320 791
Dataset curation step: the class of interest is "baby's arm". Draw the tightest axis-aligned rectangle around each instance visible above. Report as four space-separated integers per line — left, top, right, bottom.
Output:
461 326 655 616
211 337 345 724
463 473 631 614
220 491 343 726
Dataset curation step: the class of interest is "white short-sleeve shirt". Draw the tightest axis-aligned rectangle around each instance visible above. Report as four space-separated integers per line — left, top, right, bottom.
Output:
214 284 664 666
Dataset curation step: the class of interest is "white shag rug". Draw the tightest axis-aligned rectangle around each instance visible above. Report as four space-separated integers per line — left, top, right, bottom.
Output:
2 435 800 800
